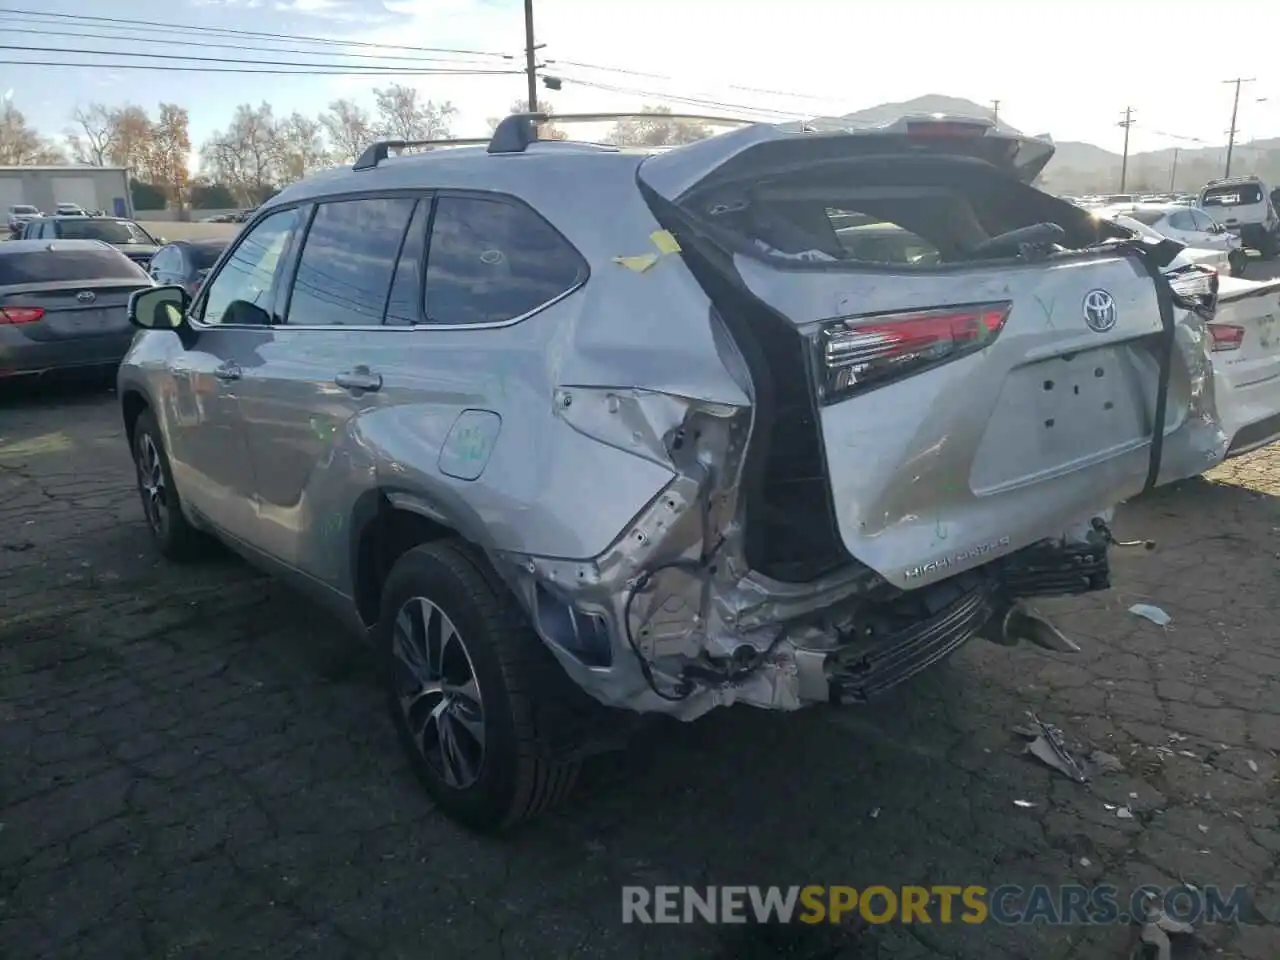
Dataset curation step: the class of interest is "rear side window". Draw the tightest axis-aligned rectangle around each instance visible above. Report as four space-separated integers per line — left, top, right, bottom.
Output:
385 201 429 326
0 248 147 284
286 197 416 327
423 195 586 325
1202 184 1263 206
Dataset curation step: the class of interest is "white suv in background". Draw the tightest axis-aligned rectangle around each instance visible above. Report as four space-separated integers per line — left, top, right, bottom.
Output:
1199 176 1280 259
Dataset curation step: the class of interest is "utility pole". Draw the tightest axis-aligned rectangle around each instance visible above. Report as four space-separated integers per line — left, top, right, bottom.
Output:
523 0 538 114
1223 77 1255 178
990 100 1000 126
1169 147 1179 192
1118 107 1135 192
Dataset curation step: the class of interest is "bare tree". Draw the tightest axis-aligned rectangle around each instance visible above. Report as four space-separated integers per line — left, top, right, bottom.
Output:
487 99 565 140
607 105 712 147
200 102 282 205
0 101 65 164
372 84 456 141
145 103 192 205
320 98 372 164
107 105 155 179
66 103 116 165
274 112 329 182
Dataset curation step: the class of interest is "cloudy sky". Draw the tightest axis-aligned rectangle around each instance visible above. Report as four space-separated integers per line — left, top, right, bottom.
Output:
3 0 1279 170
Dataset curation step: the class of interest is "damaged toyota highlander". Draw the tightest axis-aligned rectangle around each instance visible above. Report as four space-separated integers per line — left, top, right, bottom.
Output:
118 112 1227 830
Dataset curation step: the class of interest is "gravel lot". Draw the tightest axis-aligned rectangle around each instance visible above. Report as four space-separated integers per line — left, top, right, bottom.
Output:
2 254 1280 958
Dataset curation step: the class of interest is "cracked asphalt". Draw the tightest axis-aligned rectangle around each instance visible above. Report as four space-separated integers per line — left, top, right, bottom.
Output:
0 379 1277 960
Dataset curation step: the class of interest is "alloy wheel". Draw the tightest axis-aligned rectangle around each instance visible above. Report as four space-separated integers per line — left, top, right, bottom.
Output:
390 596 487 789
136 432 168 536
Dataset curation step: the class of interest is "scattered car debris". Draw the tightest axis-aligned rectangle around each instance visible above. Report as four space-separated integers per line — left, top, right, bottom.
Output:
1197 824 1209 834
1247 759 1259 773
869 807 880 819
1129 603 1172 626
1013 799 1036 809
1022 713 1089 782
1116 805 1135 819
1134 889 1196 960
1079 857 1092 867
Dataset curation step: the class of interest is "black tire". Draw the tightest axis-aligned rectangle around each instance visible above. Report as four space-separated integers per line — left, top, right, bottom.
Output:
1260 232 1280 260
1229 250 1248 278
378 539 580 831
131 408 205 560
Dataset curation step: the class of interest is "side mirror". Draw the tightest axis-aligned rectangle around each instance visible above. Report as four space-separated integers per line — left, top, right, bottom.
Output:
155 236 167 244
129 285 192 339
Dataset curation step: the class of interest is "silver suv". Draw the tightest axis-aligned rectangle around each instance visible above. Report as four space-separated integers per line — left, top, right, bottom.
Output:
120 112 1227 830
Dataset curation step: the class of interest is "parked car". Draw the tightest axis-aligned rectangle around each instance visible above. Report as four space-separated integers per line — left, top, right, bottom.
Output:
1103 207 1245 276
1206 275 1280 458
54 202 88 217
147 239 228 296
21 216 165 270
117 112 1227 830
1198 176 1280 259
6 204 41 238
0 239 154 379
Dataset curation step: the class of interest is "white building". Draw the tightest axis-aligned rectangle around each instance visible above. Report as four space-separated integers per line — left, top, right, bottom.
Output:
0 165 134 217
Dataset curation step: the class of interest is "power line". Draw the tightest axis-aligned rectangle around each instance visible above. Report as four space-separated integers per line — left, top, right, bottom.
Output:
556 75 814 121
0 41 518 74
4 59 520 77
0 6 512 58
0 23 504 66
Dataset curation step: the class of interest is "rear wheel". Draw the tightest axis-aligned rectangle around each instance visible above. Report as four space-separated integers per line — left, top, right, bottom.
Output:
1258 231 1279 260
131 409 205 560
378 540 580 831
1229 249 1248 278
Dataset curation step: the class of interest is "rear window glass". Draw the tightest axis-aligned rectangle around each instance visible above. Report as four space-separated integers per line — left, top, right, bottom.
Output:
1202 184 1263 206
56 220 151 244
1122 208 1166 226
191 246 225 270
0 248 147 284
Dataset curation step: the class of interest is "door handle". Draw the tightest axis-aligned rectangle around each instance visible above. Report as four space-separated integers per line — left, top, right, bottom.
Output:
334 368 382 392
214 363 241 382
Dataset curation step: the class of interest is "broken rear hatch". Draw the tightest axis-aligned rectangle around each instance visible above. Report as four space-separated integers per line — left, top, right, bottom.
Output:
637 116 1226 590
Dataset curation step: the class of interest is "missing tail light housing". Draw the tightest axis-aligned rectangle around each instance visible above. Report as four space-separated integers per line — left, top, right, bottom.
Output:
1166 263 1219 320
815 302 1012 404
0 306 45 324
1208 323 1245 352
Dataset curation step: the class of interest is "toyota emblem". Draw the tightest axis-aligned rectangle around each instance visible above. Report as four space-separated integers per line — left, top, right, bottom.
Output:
76 290 96 304
1082 289 1116 333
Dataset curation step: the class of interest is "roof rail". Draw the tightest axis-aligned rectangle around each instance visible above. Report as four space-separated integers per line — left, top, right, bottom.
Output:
487 111 756 155
353 137 490 171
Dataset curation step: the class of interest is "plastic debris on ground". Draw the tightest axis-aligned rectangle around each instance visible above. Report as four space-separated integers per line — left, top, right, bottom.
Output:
1013 799 1035 808
1132 889 1196 960
1018 712 1089 783
1128 603 1172 626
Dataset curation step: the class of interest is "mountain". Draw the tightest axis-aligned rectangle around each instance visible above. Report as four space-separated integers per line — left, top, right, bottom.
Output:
802 94 1280 194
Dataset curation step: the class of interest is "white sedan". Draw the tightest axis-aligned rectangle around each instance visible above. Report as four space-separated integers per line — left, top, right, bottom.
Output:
1209 276 1280 458
1105 209 1245 276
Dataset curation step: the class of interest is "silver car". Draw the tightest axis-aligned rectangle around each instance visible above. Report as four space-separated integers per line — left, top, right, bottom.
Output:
118 112 1227 830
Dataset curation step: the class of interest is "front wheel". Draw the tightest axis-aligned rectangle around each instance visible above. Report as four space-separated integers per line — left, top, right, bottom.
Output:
1229 249 1248 278
378 540 580 831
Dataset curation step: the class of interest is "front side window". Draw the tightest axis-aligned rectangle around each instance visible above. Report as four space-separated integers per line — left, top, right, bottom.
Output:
1165 210 1195 231
199 207 300 326
423 195 586 326
285 196 416 327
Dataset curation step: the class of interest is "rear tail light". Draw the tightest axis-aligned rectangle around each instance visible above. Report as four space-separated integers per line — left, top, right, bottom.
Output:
815 302 1011 404
0 306 45 324
1208 323 1245 352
